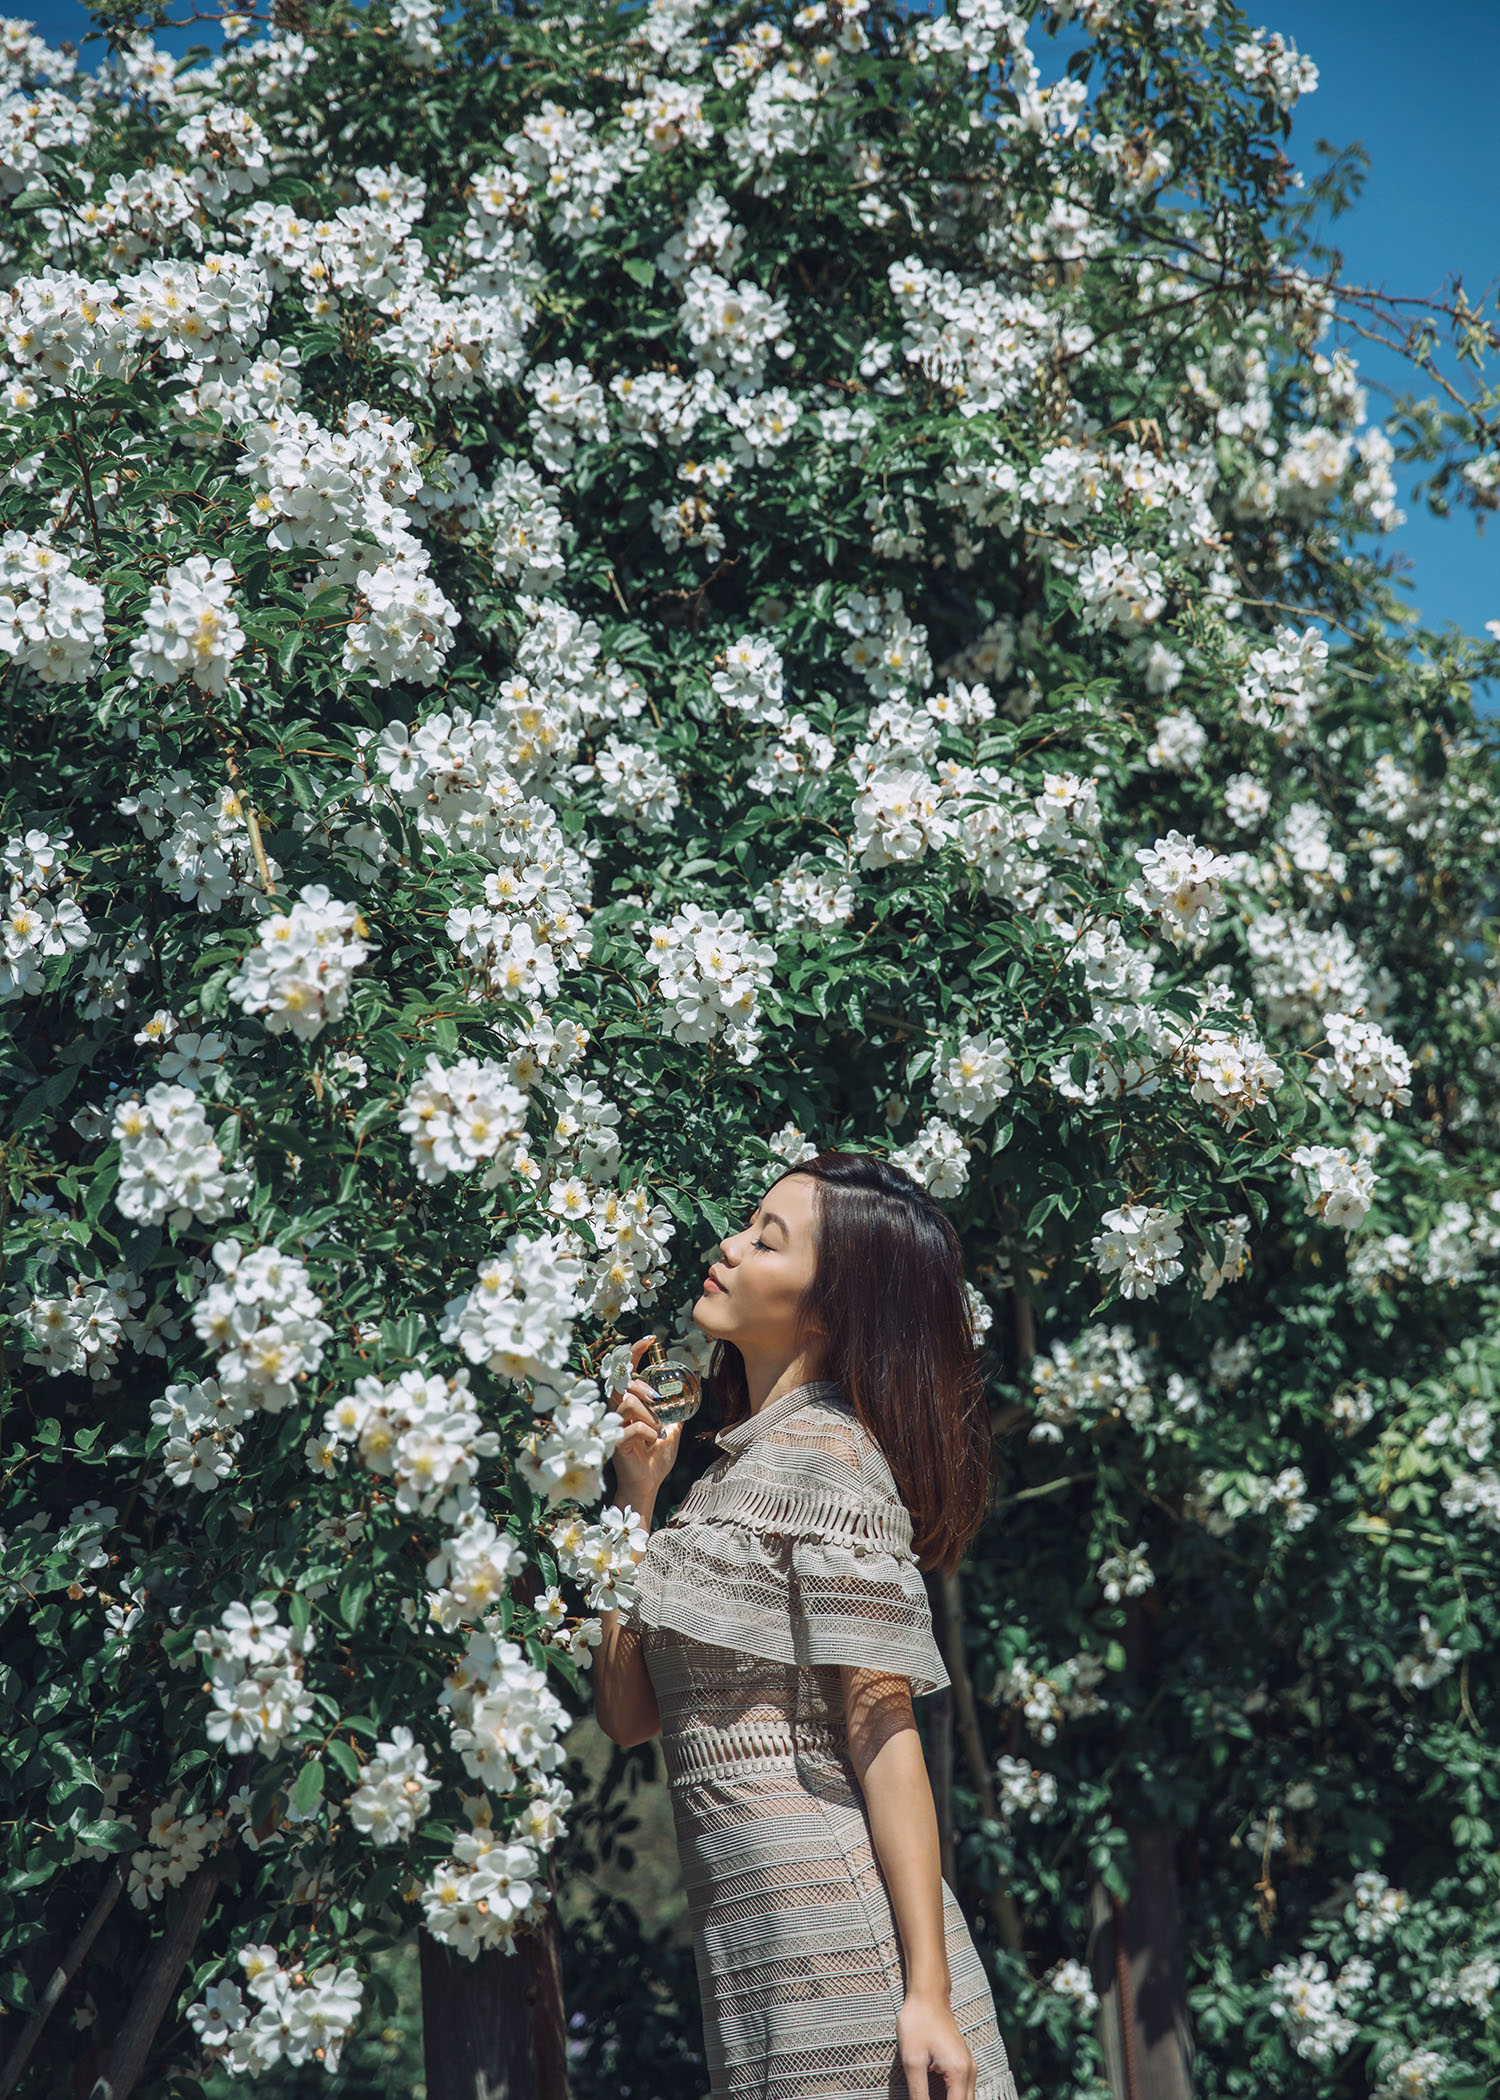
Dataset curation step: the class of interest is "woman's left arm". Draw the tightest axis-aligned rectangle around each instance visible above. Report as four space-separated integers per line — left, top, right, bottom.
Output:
842 1664 977 2100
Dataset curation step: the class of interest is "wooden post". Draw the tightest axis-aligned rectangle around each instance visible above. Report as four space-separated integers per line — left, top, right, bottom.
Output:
420 1883 569 2100
0 1859 129 2099
936 1570 1024 1952
86 1862 220 2100
926 1682 956 1888
1088 1830 1194 2100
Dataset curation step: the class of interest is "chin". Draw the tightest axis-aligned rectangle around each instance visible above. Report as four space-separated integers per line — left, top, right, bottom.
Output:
691 1291 729 1337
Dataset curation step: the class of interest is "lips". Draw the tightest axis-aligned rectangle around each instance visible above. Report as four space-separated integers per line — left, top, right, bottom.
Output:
704 1268 728 1294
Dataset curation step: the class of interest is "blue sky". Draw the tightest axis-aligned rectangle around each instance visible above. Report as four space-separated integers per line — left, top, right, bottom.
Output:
23 0 1500 659
1270 0 1499 658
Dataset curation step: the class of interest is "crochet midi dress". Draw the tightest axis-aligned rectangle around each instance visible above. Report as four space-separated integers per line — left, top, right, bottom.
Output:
620 1378 1017 2100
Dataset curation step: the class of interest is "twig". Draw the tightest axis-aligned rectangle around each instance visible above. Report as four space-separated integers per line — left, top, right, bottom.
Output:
224 752 275 896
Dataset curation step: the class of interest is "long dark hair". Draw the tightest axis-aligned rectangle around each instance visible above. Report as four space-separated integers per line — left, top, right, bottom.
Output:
705 1150 993 1577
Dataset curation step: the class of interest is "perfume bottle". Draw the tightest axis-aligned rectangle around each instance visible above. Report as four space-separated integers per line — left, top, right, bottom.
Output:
637 1337 702 1428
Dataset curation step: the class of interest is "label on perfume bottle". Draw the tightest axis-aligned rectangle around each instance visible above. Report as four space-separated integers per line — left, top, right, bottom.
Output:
654 1374 685 1398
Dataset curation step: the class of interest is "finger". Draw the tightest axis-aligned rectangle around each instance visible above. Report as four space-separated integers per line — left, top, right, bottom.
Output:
629 1334 656 1368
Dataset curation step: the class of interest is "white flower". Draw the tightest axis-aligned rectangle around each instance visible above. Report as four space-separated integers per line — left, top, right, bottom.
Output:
711 635 786 725
887 1115 971 1200
1393 1614 1459 1692
112 1083 248 1230
0 533 105 685
547 1502 650 1613
195 1602 314 1758
189 1240 332 1416
1097 1543 1154 1603
1145 709 1207 772
1268 1953 1357 2061
1125 831 1232 947
400 1053 530 1185
127 556 245 696
226 886 375 1041
1045 1958 1098 2015
439 1230 584 1387
344 556 460 687
348 1726 435 1844
1290 1144 1375 1236
645 903 777 1065
931 1030 1014 1125
1092 1204 1184 1299
1313 1012 1413 1120
995 1754 1058 1824
1175 1025 1282 1126
1233 27 1318 109
1075 542 1167 633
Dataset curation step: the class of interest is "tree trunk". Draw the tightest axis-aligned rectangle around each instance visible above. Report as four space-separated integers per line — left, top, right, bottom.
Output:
420 1886 569 2100
1088 1828 1194 2100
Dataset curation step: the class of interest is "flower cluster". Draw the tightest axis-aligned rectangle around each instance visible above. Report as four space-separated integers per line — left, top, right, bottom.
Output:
400 1054 532 1186
546 1504 650 1612
645 902 777 1063
129 1794 228 1909
187 1947 363 2078
189 1239 332 1415
2 822 91 1001
226 885 375 1040
127 555 246 696
113 1083 248 1230
1313 1012 1414 1119
347 1726 436 1844
1290 1144 1376 1236
0 533 105 684
1092 1204 1186 1299
195 1601 315 1757
439 1231 583 1390
312 1368 500 1515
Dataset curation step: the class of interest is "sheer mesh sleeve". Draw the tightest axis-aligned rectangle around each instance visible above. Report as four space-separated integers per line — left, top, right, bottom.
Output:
631 1391 951 1698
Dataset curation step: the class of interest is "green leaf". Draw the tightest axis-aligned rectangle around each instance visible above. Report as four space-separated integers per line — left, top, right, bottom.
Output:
340 1574 373 1631
291 1760 325 1817
622 257 656 288
325 1737 362 1784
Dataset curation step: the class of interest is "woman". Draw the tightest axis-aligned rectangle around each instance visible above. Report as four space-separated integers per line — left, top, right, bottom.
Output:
595 1149 1017 2100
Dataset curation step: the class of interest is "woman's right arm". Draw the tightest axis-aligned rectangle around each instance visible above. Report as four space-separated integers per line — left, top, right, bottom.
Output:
593 1342 684 1748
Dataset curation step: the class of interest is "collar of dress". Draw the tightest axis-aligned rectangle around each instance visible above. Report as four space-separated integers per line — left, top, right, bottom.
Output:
713 1379 846 1454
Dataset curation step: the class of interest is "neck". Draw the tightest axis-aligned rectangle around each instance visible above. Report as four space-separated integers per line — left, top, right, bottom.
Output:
740 1345 828 1416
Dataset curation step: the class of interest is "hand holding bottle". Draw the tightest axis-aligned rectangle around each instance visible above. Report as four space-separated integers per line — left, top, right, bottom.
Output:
610 1335 686 1513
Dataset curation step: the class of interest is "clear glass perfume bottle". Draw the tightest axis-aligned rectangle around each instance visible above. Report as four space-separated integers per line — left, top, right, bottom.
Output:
637 1337 702 1428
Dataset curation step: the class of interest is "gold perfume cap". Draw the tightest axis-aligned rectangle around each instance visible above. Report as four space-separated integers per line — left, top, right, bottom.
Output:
647 1336 668 1367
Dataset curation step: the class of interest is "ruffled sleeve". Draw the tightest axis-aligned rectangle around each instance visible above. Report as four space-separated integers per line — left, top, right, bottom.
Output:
631 1389 951 1698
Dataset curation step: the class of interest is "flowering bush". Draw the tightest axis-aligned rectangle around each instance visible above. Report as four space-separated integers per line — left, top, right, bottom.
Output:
3 0 1500 2094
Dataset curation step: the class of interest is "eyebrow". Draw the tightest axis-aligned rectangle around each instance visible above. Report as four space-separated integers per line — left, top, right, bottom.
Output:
756 1209 789 1238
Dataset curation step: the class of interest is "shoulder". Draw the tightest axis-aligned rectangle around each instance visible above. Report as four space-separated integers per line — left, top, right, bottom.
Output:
670 1389 914 1554
762 1390 898 1498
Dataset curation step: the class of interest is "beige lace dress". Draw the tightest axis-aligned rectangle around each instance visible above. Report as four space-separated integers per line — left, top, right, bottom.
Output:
620 1378 1017 2100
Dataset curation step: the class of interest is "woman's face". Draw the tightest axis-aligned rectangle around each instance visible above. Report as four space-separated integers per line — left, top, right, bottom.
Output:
692 1172 822 1355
